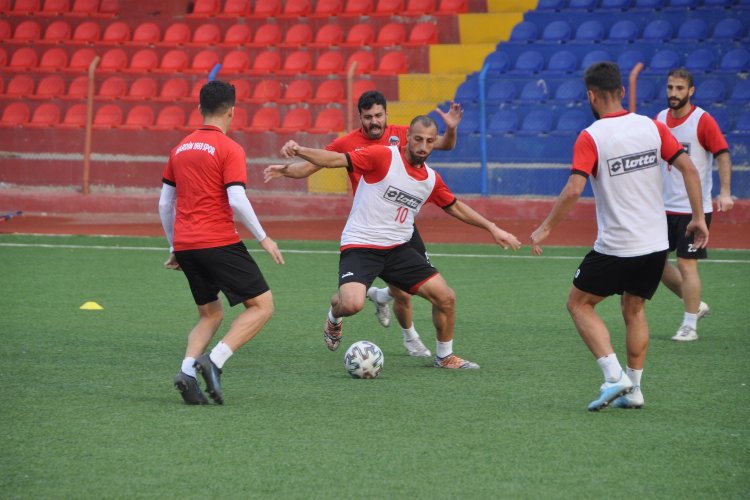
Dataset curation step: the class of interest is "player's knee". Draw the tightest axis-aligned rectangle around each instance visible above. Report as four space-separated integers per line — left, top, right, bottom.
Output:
433 288 456 311
338 296 366 316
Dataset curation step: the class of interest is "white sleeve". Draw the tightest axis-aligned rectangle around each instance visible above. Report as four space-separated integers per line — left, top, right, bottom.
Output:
227 184 267 242
158 183 177 252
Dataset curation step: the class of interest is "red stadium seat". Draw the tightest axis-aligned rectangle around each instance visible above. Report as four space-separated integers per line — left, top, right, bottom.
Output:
279 0 312 17
123 77 158 100
311 79 345 104
157 49 189 73
71 21 101 44
279 79 314 104
40 0 70 16
221 50 251 74
218 0 250 17
12 0 40 14
99 0 119 16
311 0 342 17
162 23 191 46
130 22 161 45
230 79 252 100
32 74 66 99
0 0 8 12
342 0 374 16
60 103 87 127
126 48 159 72
352 79 376 101
157 78 190 101
374 0 405 16
189 81 203 101
277 107 313 133
248 24 281 47
405 22 438 46
309 50 344 75
223 24 252 46
342 23 375 47
345 51 375 74
65 47 97 72
0 102 31 127
101 21 131 45
280 23 313 48
188 49 220 74
93 103 123 128
152 105 185 130
404 0 436 15
232 106 249 130
13 20 42 42
0 47 6 68
279 50 313 75
248 0 281 18
8 47 39 71
0 19 11 41
99 48 128 72
310 107 345 133
311 24 344 47
247 107 281 132
38 47 68 71
188 0 220 17
437 0 467 14
66 75 89 99
191 23 221 46
183 108 202 130
71 0 100 16
121 104 155 129
5 75 35 97
248 79 282 103
97 76 127 99
28 103 61 128
248 50 281 75
372 51 408 75
373 22 407 47
42 20 73 44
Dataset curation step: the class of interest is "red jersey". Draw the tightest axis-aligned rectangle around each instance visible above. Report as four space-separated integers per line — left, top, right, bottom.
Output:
326 124 409 192
661 105 729 155
162 125 247 251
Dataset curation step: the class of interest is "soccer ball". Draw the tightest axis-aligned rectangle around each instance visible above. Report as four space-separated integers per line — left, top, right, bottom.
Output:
344 340 384 379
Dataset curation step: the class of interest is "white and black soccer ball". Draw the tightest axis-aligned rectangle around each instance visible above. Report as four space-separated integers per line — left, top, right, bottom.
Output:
344 340 384 379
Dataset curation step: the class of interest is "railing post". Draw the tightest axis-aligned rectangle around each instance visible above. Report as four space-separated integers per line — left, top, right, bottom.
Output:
82 55 100 195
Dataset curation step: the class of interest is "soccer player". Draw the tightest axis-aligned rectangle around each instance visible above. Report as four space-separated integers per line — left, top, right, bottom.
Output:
530 62 709 411
265 90 464 358
159 80 284 405
656 68 734 342
279 115 521 369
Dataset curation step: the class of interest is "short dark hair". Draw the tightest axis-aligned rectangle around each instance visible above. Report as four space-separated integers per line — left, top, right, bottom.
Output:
358 90 387 113
667 68 694 88
409 115 438 131
584 61 623 96
199 80 236 117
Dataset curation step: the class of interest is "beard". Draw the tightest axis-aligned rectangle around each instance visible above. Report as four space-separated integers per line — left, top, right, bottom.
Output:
366 124 384 139
589 103 600 120
668 95 689 110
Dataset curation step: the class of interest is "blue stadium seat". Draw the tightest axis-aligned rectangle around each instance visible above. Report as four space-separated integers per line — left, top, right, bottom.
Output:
648 49 682 72
427 109 447 134
455 79 479 103
719 48 750 73
684 48 716 73
607 20 639 43
568 0 598 9
600 0 632 9
518 109 553 135
675 19 709 42
633 0 664 8
554 109 590 135
616 49 647 73
541 20 573 43
665 0 699 8
706 108 729 133
487 80 518 103
693 78 726 106
488 109 519 135
457 106 481 134
546 50 578 73
581 49 613 70
642 19 673 41
627 78 658 103
518 80 551 103
554 79 586 102
574 20 605 43
728 79 750 104
509 21 538 43
710 18 745 42
536 0 566 10
703 0 733 6
732 111 750 134
484 50 512 74
510 50 545 74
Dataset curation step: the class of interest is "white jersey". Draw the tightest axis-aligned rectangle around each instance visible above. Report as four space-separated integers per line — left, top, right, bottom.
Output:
584 113 668 257
341 146 436 249
657 107 713 214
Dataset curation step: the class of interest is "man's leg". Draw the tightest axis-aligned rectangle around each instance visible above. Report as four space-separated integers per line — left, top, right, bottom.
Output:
175 299 223 405
612 292 648 409
324 282 367 351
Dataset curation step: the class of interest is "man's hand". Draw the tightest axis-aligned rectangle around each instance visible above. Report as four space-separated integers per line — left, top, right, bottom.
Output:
716 193 734 212
280 140 301 159
260 237 285 264
263 164 287 183
491 226 522 251
435 101 463 129
530 226 550 256
164 253 181 270
686 219 709 250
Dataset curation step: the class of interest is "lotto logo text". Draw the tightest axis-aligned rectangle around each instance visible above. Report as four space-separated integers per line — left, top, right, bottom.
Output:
606 149 658 176
383 186 422 209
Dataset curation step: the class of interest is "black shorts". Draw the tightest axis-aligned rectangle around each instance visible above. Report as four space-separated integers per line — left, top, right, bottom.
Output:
573 249 668 300
667 212 712 259
338 244 439 294
408 225 428 260
175 242 270 306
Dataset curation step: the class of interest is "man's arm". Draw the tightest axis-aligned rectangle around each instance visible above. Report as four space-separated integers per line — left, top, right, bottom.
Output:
433 101 463 151
530 173 587 255
263 160 323 183
715 151 734 212
227 185 284 264
280 140 349 168
670 153 709 249
158 182 180 270
443 199 521 250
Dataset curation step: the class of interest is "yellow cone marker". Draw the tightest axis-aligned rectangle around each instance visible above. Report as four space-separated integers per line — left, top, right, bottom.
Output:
80 301 104 310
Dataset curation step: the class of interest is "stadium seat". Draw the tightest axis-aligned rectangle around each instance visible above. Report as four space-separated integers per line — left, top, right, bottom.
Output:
230 79 252 101
728 79 750 104
553 79 586 102
311 0 343 17
13 20 42 42
93 103 123 128
248 79 282 103
536 0 565 9
541 20 572 43
454 79 478 102
157 78 189 101
633 0 663 7
231 107 249 130
223 24 252 46
311 24 344 47
486 80 517 103
11 0 39 14
372 51 408 75
510 50 544 74
484 51 512 74
311 79 345 103
665 0 698 8
719 48 750 73
162 23 191 45
127 48 159 72
99 48 128 72
7 47 38 71
248 107 281 132
437 0 468 14
191 24 221 46
626 78 657 103
711 18 745 42
600 0 631 9
41 0 69 15
279 51 313 75
352 80 376 101
280 79 314 104
733 111 750 135
404 0 435 14
26 102 61 128
276 107 313 133
188 0 220 17
249 0 281 17
281 23 314 48
33 74 66 99
123 77 158 101
685 48 716 73
0 19 10 41
374 23 407 47
581 49 613 70
574 20 605 43
342 23 375 47
221 50 251 74
705 107 728 132
568 0 598 9
188 80 203 101
607 20 639 43
518 109 553 135
518 80 550 103
65 75 89 99
38 47 68 71
152 105 186 130
509 21 538 43
310 50 345 75
183 108 202 130
0 47 6 68
248 24 282 47
218 0 250 16
456 107 480 134
64 47 97 72
346 51 375 74
5 75 35 97
554 109 589 135
130 22 161 45
406 22 439 46
71 21 100 44
71 0 110 16
60 103 87 127
642 20 673 41
0 102 30 127
675 18 708 42
703 0 733 5
310 107 345 133
101 22 131 45
188 49 220 74
99 0 119 17
648 49 682 72
374 0 405 16
342 0 374 17
488 110 519 135
97 76 127 100
693 79 726 106
546 50 577 74
121 104 155 129
248 50 281 74
157 49 189 73
279 0 312 17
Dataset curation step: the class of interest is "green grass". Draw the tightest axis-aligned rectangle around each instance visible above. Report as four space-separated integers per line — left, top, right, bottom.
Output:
1 234 748 499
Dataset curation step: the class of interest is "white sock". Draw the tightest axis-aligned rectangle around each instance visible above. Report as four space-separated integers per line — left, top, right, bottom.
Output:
402 324 418 341
683 312 698 330
209 341 233 370
328 308 342 324
626 366 643 388
376 287 393 304
181 357 196 378
596 353 623 383
436 340 453 359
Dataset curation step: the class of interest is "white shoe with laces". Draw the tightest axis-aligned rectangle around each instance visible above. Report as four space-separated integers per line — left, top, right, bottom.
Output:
403 335 431 357
672 324 698 342
367 286 391 328
697 301 711 320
